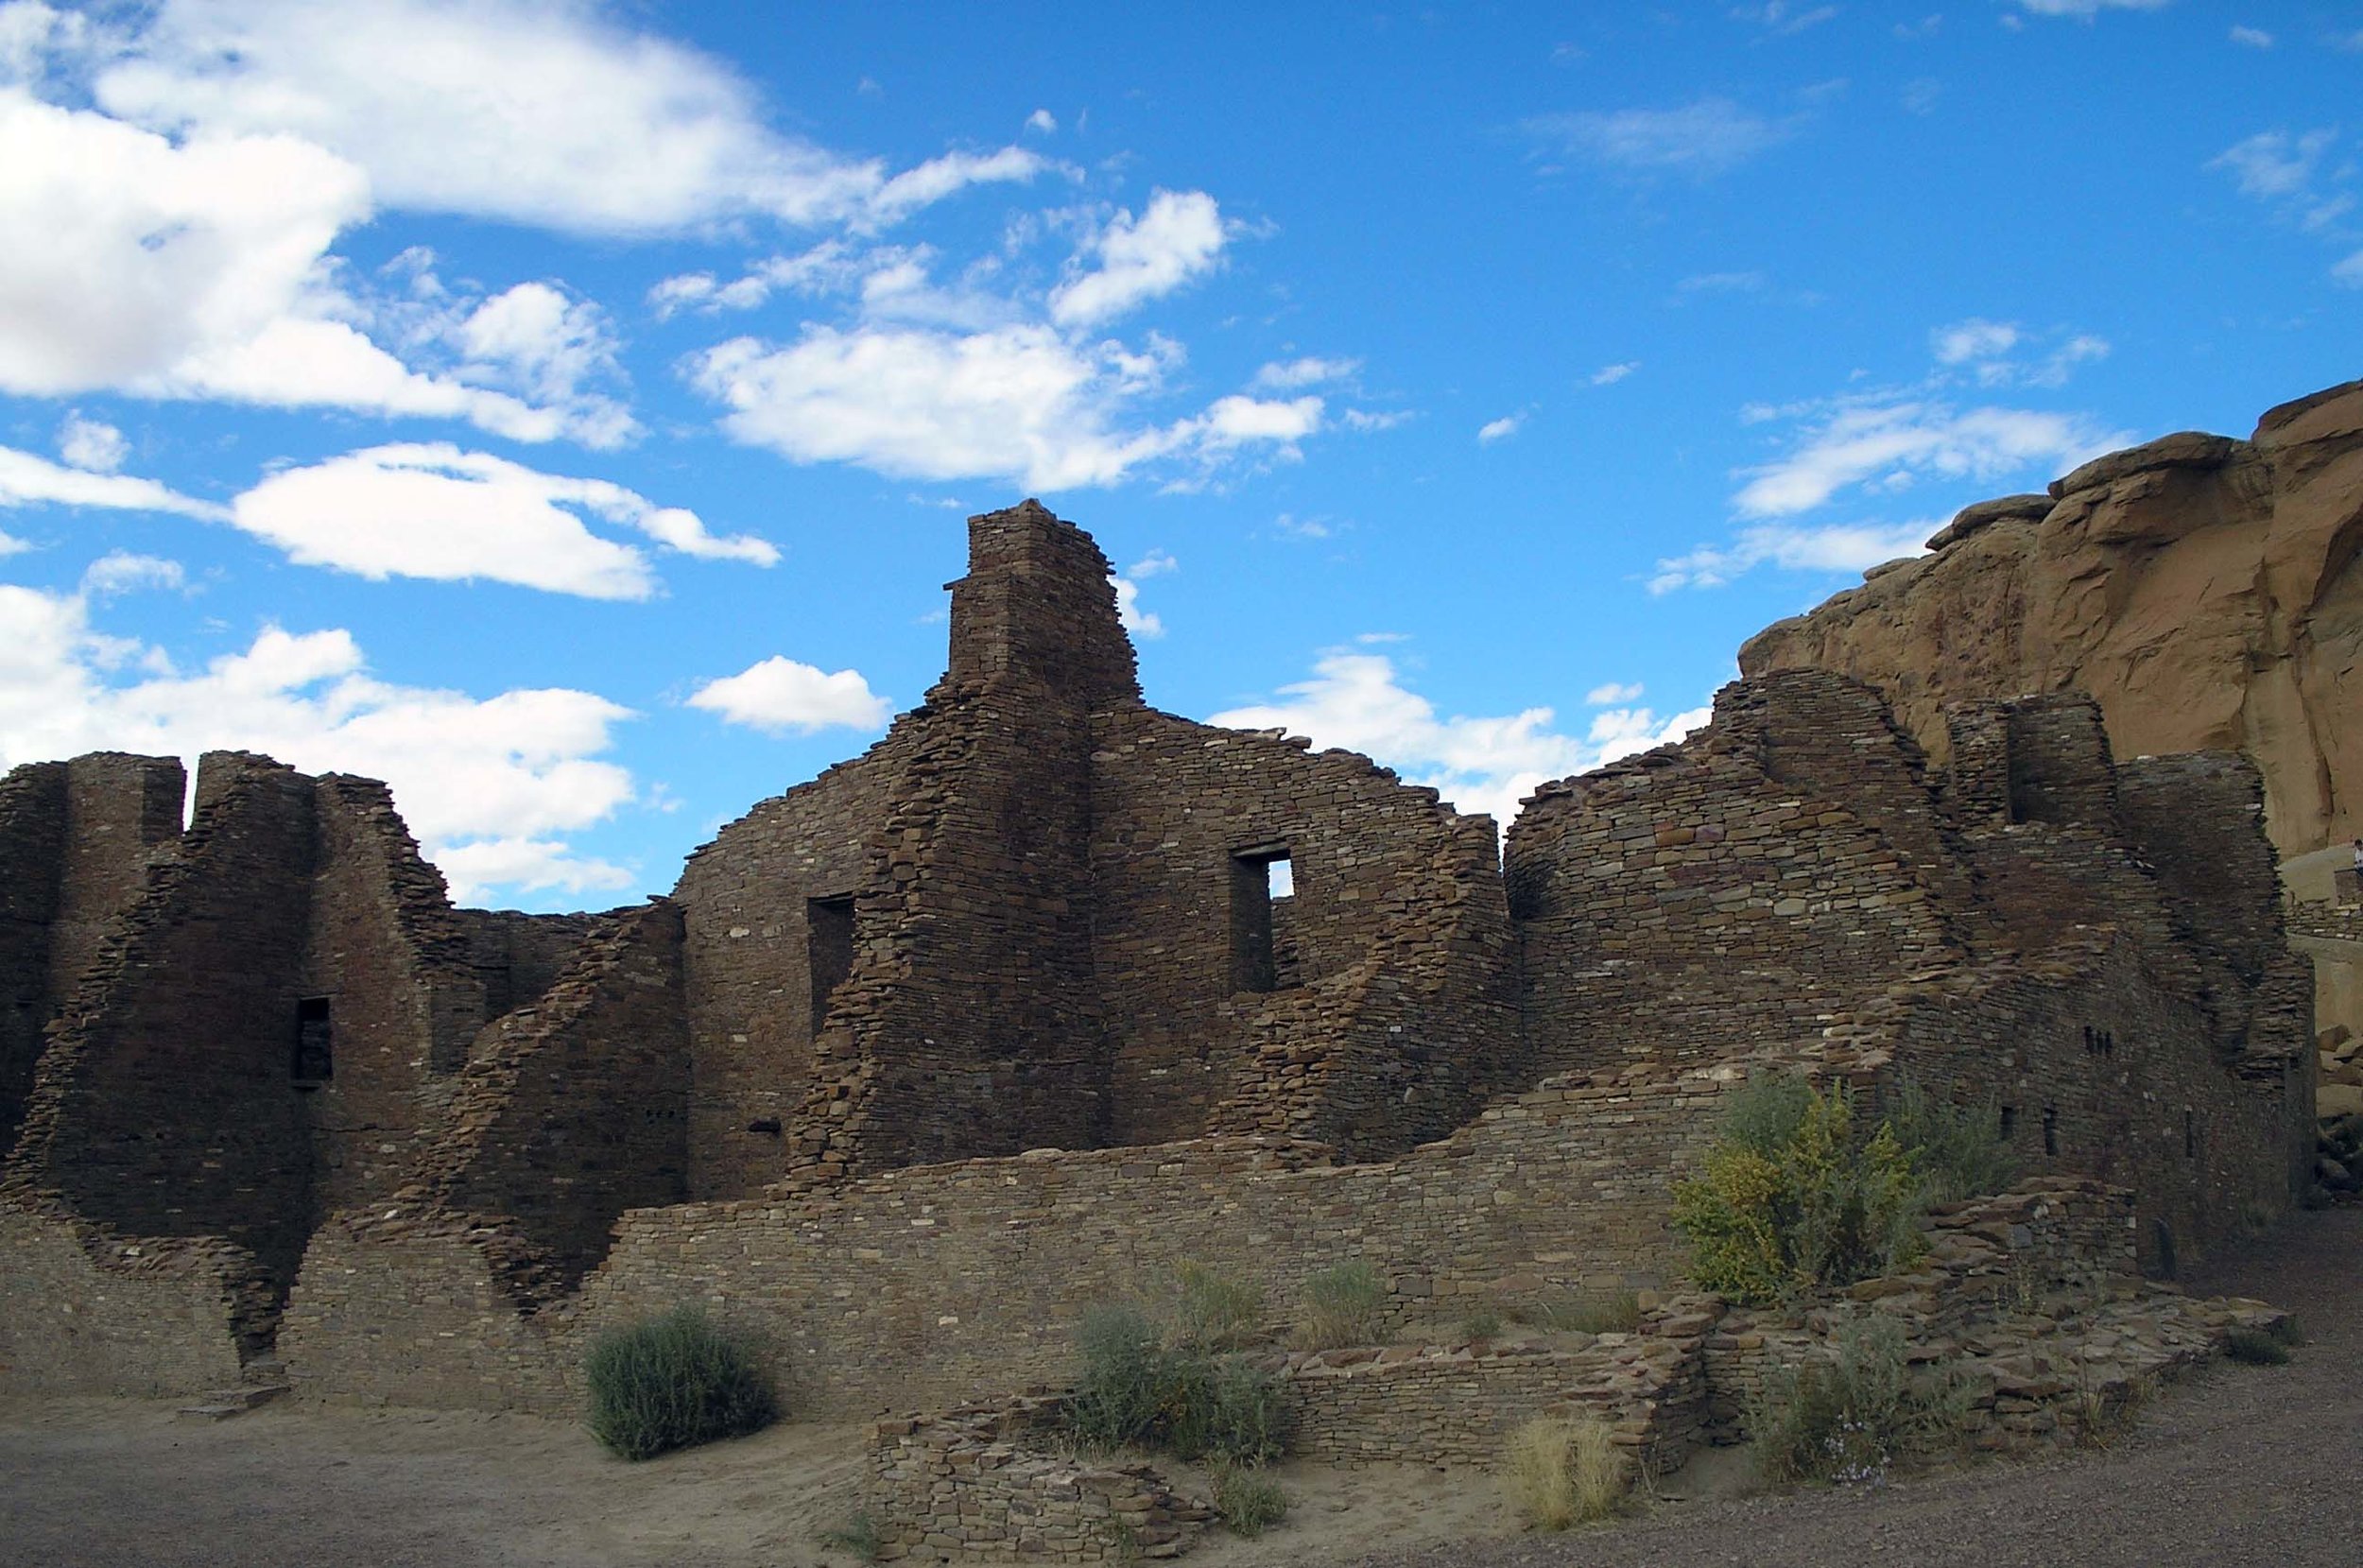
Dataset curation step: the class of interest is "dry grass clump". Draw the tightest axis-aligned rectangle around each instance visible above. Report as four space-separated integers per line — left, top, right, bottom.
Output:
1209 1460 1288 1537
1501 1413 1630 1530
1172 1261 1265 1352
1297 1259 1386 1349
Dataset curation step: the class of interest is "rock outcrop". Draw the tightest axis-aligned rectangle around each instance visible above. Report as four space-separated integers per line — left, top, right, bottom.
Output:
1740 379 2363 860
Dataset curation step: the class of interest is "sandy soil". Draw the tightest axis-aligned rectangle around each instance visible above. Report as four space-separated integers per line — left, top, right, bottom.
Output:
3 1206 2356 1568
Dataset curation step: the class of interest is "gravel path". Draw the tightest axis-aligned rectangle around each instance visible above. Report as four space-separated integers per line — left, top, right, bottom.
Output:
2 1207 2354 1568
1354 1205 2363 1568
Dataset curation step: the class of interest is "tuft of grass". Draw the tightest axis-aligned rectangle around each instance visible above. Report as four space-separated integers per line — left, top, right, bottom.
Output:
1209 1461 1289 1538
1067 1304 1170 1451
1172 1261 1265 1352
2225 1327 2292 1366
1886 1076 2020 1204
1502 1414 1630 1530
584 1305 776 1461
1528 1292 1643 1335
1461 1309 1504 1342
817 1511 883 1561
1298 1259 1386 1349
1065 1302 1287 1466
1749 1318 1971 1486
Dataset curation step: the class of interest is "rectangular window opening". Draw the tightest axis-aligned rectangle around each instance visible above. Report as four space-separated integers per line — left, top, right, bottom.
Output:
807 894 857 1037
291 996 332 1088
2042 1105 2059 1158
1231 844 1293 994
1999 1104 2017 1141
2183 1106 2197 1160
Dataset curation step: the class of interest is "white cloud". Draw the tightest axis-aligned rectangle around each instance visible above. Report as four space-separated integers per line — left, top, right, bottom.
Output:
1733 399 2125 517
0 91 622 443
2229 26 2273 48
0 442 228 520
1590 362 1639 386
1648 519 1935 593
1113 575 1164 640
867 146 1048 229
0 580 636 902
2010 0 2167 15
1584 681 1645 705
1477 414 1524 444
1339 408 1412 433
1212 648 1707 832
1026 109 1057 133
692 324 1319 491
1932 318 2021 365
2208 128 2336 200
451 282 634 444
1253 355 1360 390
2333 250 2363 287
230 443 776 599
1677 270 1768 294
88 0 1027 237
1527 98 1790 175
56 413 129 473
79 550 185 597
1048 189 1227 327
647 242 860 319
1733 3 1838 34
686 655 889 734
1128 549 1178 578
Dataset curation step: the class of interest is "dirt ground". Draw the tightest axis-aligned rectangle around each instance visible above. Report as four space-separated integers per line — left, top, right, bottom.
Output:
3 1207 2356 1568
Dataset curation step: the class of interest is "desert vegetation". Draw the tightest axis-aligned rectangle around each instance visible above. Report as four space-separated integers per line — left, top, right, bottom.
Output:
583 1306 776 1461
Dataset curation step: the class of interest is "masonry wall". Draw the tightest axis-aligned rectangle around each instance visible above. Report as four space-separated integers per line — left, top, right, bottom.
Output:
298 777 491 1215
4 752 321 1295
1510 676 1958 1079
1090 710 1523 1154
51 754 187 1001
0 1207 250 1395
413 901 691 1284
284 1065 1743 1415
0 761 67 1155
457 908 599 1027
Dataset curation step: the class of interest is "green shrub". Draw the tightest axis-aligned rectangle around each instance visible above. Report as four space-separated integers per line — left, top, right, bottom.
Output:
1461 1309 1504 1342
1299 1259 1386 1349
1672 1076 1926 1305
1502 1414 1630 1529
1067 1304 1288 1465
1887 1077 2020 1203
1749 1318 1969 1486
2225 1327 2292 1366
584 1306 776 1461
818 1511 883 1561
1209 1461 1288 1537
1172 1261 1265 1352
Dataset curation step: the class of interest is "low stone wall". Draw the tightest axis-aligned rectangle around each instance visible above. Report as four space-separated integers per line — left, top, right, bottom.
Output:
1699 1179 2281 1452
869 1396 1210 1563
0 1204 253 1395
1280 1300 1719 1472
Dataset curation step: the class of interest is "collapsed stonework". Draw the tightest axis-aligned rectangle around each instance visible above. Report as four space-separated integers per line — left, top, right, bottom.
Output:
0 498 2317 1417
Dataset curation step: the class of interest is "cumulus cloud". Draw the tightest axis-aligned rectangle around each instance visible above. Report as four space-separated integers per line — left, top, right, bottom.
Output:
1584 681 1644 705
1733 399 2124 517
2229 26 2273 48
0 580 637 901
1253 355 1360 390
0 91 623 443
1049 190 1227 327
2208 128 2337 201
2010 0 2167 16
2335 250 2363 288
1591 362 1638 386
1111 549 1176 640
230 443 776 599
1932 319 2021 365
1929 319 2108 388
687 655 890 734
1213 648 1707 832
85 0 1034 237
1527 98 1790 175
79 550 185 597
1477 413 1524 444
57 412 129 472
0 442 227 520
1648 519 1935 593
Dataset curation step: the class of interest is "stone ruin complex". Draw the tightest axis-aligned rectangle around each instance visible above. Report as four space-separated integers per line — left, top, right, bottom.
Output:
0 497 2322 1483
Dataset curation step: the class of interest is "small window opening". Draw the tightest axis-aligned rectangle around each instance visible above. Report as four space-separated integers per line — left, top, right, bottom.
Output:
291 996 333 1088
747 1117 783 1137
2042 1105 2059 1157
1231 844 1294 993
807 894 857 1036
1999 1104 2018 1140
2151 1217 2178 1281
2183 1107 2197 1160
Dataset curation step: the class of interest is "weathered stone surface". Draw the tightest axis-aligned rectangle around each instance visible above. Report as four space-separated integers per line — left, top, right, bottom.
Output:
1742 379 2363 859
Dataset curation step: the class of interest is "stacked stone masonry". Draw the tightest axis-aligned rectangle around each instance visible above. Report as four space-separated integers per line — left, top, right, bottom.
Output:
0 482 2319 1422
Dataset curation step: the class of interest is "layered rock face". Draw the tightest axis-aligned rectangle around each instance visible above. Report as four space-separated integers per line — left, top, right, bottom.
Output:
1740 379 2363 861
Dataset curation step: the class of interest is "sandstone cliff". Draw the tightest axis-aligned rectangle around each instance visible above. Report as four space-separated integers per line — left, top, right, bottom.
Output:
1740 379 2363 860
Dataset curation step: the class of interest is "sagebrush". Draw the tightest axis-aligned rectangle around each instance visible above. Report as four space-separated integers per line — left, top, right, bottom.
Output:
1502 1414 1630 1529
1299 1259 1386 1349
1065 1301 1287 1466
1210 1461 1288 1538
1886 1076 2020 1203
1172 1261 1265 1352
1671 1076 1927 1304
584 1306 776 1461
1748 1318 1973 1486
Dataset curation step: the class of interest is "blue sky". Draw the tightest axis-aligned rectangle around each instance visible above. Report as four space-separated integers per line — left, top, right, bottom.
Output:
0 0 2356 909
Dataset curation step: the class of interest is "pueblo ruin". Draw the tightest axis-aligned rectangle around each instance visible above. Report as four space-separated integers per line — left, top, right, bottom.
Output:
1 381 2355 1553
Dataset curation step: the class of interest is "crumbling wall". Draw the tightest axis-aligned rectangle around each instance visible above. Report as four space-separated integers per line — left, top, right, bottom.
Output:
299 776 490 1214
1510 675 1958 1078
0 762 67 1155
407 901 691 1284
457 908 599 1025
1091 711 1523 1155
784 504 1133 1180
4 752 320 1294
0 1206 255 1394
674 750 902 1199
